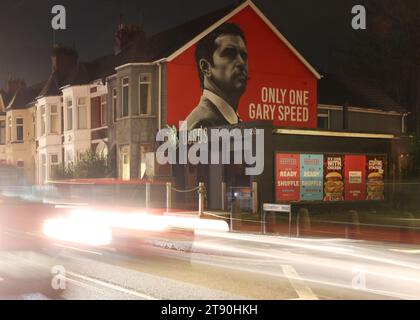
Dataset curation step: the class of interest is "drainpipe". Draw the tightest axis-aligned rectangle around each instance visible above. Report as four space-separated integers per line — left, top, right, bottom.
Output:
157 61 163 130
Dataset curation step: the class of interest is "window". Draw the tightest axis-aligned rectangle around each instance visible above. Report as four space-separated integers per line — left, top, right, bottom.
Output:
41 105 46 136
0 120 5 145
122 77 129 117
50 154 59 175
112 88 117 122
7 117 11 142
50 154 59 164
317 110 330 129
65 150 74 163
32 112 36 138
41 154 47 183
50 104 59 134
67 98 73 130
139 145 151 179
16 118 23 142
101 95 107 126
77 97 87 129
139 74 152 115
91 97 101 129
120 145 130 180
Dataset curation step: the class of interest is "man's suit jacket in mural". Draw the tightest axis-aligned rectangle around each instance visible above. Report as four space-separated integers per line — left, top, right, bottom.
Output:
185 89 241 131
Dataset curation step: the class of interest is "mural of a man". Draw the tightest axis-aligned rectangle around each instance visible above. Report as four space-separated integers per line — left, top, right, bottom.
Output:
185 23 249 131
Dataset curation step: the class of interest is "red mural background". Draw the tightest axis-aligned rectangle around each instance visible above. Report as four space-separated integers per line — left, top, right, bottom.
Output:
166 6 318 128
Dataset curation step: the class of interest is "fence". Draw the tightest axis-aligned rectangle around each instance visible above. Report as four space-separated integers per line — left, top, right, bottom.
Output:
30 179 206 214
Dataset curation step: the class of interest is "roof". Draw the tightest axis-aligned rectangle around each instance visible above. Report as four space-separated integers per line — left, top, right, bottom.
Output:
162 0 321 79
85 53 117 81
145 3 238 61
37 72 62 98
0 89 10 114
318 73 406 113
117 1 321 79
7 82 46 110
65 62 91 86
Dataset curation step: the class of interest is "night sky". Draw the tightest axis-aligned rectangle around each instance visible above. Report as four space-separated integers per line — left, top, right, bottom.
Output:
0 0 357 87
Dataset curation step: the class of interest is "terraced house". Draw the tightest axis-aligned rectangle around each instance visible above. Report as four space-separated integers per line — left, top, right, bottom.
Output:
35 46 109 184
0 88 7 165
0 79 40 184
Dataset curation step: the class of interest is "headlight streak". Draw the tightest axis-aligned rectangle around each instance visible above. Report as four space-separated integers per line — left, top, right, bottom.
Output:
195 230 420 271
43 218 112 246
190 240 420 299
43 208 229 246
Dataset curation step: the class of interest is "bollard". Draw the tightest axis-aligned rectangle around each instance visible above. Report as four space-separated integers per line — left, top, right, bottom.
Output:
252 181 258 214
198 182 205 217
221 182 227 211
297 208 311 236
166 182 172 213
400 212 415 243
231 195 242 231
145 183 150 209
349 210 361 238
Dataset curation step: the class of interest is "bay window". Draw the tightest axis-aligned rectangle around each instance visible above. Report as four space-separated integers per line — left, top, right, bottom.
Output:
16 118 23 142
67 98 73 130
50 104 59 134
139 73 152 115
77 97 87 129
113 88 117 122
0 120 5 145
101 95 107 126
41 105 46 136
122 77 129 117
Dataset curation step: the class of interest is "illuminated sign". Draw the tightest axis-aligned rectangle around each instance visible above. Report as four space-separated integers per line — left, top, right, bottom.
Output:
276 153 386 203
275 153 300 202
300 154 323 201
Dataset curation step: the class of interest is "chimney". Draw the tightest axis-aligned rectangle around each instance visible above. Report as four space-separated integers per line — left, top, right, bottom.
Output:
51 44 79 77
114 24 146 55
7 77 26 96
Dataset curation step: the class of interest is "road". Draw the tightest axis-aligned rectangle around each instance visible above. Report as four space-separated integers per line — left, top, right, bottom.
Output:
1 199 420 300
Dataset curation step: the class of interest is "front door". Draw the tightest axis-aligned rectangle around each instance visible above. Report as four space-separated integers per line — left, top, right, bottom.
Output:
120 146 130 181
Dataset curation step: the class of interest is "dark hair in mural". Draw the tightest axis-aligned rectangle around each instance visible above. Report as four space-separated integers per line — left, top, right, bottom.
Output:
195 23 246 89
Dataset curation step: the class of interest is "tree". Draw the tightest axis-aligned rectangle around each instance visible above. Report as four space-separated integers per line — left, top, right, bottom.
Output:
50 149 110 180
332 0 420 133
51 163 74 180
73 149 110 179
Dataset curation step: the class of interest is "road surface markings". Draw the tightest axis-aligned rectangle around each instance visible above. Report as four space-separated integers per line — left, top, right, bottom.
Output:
195 231 420 271
66 271 158 300
52 243 104 256
389 248 420 254
191 258 318 300
281 265 318 300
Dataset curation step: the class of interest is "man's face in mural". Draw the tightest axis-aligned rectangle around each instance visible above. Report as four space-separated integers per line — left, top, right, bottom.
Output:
201 34 249 98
